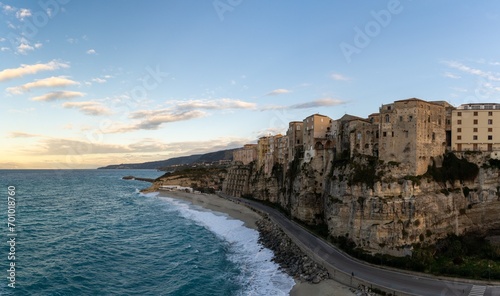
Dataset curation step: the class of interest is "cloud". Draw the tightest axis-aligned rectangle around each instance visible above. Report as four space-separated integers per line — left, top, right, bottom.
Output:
62 101 112 116
290 98 345 109
105 98 255 133
26 136 249 157
16 38 34 54
266 89 291 96
108 110 206 133
173 98 256 110
86 49 97 55
15 8 31 20
1 47 10 52
1 3 15 13
261 98 346 110
0 60 69 82
32 91 84 102
91 77 106 83
8 131 40 138
34 138 133 155
7 76 80 94
34 43 43 49
443 60 500 81
331 73 350 81
443 72 461 79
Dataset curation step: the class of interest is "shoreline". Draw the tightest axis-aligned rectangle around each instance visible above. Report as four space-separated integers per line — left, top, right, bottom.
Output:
156 190 355 296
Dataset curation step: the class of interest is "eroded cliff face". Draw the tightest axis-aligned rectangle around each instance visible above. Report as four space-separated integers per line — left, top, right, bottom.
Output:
224 152 500 256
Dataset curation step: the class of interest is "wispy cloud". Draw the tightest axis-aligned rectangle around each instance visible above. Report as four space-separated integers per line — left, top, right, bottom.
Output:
443 72 461 79
8 131 40 138
15 8 31 20
173 98 256 110
91 77 106 83
62 101 112 116
0 60 69 82
331 73 351 81
261 98 346 110
106 110 207 133
266 88 291 96
32 91 84 102
443 60 500 81
104 98 256 133
290 98 345 109
1 3 15 13
86 49 97 55
7 76 79 94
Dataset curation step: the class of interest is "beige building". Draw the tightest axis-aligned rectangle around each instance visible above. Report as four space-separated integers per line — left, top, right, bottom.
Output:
222 164 251 197
286 121 304 163
277 136 288 165
256 136 270 170
303 114 332 162
379 98 447 175
233 144 257 165
264 134 283 176
452 103 500 152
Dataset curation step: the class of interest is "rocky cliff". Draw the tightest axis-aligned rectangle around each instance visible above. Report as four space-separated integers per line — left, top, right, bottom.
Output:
225 151 500 256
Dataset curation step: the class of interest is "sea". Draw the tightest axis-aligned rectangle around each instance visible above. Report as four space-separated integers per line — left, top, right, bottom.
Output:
0 169 295 295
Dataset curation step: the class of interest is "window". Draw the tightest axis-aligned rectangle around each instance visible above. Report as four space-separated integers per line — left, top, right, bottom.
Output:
432 133 435 141
297 140 300 144
399 116 403 122
383 132 387 137
387 106 392 110
447 119 451 125
428 116 430 123
296 125 301 130
457 112 462 116
457 135 462 140
489 119 493 125
473 135 478 140
473 128 478 132
457 128 462 133
489 111 493 116
385 115 390 123
474 111 478 116
489 128 493 132
457 120 462 125
474 120 478 125
391 131 394 137
409 115 413 122
405 131 408 138
488 135 493 140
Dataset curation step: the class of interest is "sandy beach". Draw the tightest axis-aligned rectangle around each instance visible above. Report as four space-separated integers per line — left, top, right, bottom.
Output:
158 190 355 296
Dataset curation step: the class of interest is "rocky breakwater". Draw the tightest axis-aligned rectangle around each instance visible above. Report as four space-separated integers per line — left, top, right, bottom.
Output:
256 217 329 284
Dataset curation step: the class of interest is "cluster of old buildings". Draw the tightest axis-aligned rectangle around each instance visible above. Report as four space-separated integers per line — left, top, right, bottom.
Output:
223 98 500 196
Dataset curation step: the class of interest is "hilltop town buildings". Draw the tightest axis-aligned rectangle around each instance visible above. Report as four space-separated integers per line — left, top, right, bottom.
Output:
225 98 500 196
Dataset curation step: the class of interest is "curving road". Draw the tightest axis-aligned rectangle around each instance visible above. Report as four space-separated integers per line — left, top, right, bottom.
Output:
217 193 500 296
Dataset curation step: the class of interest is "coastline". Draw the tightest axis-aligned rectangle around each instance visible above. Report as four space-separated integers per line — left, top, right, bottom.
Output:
157 190 355 296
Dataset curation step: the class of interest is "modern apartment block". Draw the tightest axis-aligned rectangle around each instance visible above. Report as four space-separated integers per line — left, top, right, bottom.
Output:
452 103 500 152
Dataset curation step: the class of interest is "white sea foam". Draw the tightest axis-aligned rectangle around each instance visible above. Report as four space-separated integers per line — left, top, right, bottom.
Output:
158 196 295 296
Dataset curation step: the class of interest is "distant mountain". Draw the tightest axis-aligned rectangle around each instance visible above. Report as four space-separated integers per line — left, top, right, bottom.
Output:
97 148 237 170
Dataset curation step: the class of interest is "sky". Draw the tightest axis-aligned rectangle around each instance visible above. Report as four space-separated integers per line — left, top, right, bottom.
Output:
2 1 500 169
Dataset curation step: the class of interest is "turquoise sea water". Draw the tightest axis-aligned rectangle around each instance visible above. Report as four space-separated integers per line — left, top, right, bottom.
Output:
0 170 294 295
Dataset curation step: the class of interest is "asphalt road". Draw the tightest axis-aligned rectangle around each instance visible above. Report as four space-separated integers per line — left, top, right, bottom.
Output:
218 193 500 296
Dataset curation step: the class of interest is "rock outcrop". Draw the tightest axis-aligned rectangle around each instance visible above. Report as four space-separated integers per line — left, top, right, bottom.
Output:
224 151 500 256
256 217 329 283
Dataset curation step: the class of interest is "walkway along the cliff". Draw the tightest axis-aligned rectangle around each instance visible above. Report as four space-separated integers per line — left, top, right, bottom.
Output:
217 193 500 296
